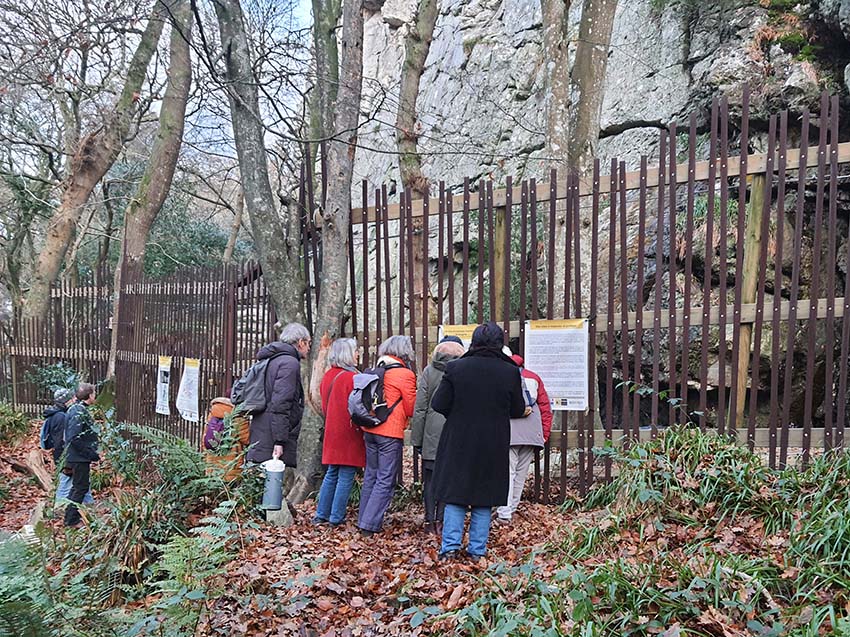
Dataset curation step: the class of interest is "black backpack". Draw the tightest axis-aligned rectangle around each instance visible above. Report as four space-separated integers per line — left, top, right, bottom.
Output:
348 363 403 428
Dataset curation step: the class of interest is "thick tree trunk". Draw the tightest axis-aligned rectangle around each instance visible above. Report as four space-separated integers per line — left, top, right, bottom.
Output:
568 0 618 171
223 188 244 263
396 0 438 329
289 0 365 505
22 2 166 320
542 0 570 159
214 0 304 324
310 0 342 144
107 0 194 380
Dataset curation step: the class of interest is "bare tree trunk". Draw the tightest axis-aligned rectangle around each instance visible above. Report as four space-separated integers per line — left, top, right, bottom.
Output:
289 0 365 505
223 188 244 263
310 0 342 144
107 0 194 380
542 0 570 159
22 2 166 320
568 0 618 171
396 0 438 329
96 182 115 285
214 0 304 323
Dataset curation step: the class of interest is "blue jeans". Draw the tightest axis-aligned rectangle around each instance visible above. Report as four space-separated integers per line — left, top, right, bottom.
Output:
314 465 357 524
441 503 492 557
358 433 402 532
56 472 93 505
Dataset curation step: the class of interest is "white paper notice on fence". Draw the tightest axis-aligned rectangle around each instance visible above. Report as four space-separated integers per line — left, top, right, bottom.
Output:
176 358 200 422
437 324 477 351
156 356 172 416
524 319 589 411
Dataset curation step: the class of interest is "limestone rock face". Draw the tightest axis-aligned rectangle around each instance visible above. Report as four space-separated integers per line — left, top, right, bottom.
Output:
354 0 837 198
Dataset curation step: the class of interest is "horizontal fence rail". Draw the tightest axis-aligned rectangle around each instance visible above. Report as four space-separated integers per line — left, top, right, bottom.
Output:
2 87 849 501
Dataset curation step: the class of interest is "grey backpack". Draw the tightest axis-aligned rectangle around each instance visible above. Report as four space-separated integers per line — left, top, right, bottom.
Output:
230 353 284 414
348 363 403 428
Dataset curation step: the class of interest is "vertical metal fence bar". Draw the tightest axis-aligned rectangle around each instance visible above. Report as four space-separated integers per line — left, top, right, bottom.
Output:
605 160 617 479
618 161 631 439
652 132 667 435
780 109 810 468
487 180 496 320
633 157 648 437
682 115 696 421
729 88 750 435
746 115 776 451
362 189 370 368
587 161 601 486
505 176 513 339
447 189 456 326
478 180 485 318
438 182 445 327
399 190 407 335
667 124 678 426
700 99 719 432
768 111 788 468
375 189 384 351
382 186 393 337
531 179 540 321
462 178 471 325
802 92 830 466
717 97 730 436
822 95 840 451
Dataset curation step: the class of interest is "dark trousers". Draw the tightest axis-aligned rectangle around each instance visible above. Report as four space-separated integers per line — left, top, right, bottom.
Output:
358 432 402 532
64 461 91 527
421 459 444 523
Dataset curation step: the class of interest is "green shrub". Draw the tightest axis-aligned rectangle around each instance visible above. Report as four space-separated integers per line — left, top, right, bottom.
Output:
24 362 83 394
0 402 30 444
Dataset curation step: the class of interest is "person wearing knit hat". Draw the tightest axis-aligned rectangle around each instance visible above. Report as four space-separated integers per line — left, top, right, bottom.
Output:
40 387 93 509
430 322 526 562
439 335 464 346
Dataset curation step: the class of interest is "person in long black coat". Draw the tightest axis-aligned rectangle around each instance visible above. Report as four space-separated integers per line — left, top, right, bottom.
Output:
431 322 526 560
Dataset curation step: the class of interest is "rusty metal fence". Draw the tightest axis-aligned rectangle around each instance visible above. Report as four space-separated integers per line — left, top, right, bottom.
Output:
2 88 849 499
344 89 850 497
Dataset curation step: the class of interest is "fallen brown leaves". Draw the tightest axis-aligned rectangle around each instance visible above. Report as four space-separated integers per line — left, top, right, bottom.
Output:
0 423 48 532
200 499 571 636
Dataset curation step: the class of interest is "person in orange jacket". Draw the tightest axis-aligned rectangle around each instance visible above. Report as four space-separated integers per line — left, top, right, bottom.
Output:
357 335 417 536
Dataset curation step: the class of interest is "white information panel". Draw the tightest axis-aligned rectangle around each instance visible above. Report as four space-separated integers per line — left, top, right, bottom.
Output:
524 319 589 411
176 358 200 422
156 355 172 416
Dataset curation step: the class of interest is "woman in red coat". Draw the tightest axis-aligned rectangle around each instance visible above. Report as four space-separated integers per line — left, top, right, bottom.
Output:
313 338 364 525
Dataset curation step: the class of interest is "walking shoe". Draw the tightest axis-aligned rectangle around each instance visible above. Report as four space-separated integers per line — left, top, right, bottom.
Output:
359 528 376 537
424 521 438 535
438 550 460 561
495 516 511 526
465 550 486 563
311 517 329 526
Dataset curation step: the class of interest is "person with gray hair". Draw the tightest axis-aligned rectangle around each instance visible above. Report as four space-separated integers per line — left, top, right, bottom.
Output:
411 340 465 533
357 335 417 536
313 338 364 526
246 322 310 468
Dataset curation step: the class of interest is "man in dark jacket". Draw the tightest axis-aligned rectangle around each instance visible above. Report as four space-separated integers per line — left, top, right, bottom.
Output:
431 322 526 561
40 388 94 506
410 340 465 533
63 383 98 527
246 322 309 467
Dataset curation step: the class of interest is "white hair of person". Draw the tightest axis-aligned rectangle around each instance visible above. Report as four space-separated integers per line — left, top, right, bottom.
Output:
378 334 415 367
328 337 358 368
280 322 310 344
433 341 465 359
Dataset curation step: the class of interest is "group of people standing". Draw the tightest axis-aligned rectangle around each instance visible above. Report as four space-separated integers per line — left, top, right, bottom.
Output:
43 319 552 562
311 321 552 560
40 382 100 527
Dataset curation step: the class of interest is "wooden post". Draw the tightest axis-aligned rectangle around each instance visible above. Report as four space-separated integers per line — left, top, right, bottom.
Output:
493 206 507 323
730 174 766 425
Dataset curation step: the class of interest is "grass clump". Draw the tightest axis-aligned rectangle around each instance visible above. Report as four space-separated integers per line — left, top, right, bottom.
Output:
440 428 850 636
